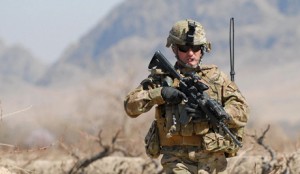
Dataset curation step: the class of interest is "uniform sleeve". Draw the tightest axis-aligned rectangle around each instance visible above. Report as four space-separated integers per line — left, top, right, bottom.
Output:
124 82 165 118
222 76 249 128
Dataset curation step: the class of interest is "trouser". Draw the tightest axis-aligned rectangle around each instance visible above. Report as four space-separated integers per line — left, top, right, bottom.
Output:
161 146 228 174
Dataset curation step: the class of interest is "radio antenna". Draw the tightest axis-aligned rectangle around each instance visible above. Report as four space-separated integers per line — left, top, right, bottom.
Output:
229 17 235 82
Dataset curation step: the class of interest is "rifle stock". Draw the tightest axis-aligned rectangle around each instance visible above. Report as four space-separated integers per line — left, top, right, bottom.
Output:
148 51 182 80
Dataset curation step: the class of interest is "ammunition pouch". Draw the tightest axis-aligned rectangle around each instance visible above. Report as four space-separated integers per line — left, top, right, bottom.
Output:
155 105 210 147
144 120 160 158
202 129 243 157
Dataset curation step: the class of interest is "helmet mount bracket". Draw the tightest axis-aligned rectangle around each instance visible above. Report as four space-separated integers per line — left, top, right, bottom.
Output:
186 21 196 44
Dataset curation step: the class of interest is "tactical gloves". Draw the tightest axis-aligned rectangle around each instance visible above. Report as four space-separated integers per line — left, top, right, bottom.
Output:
161 87 187 104
185 102 203 116
182 100 207 121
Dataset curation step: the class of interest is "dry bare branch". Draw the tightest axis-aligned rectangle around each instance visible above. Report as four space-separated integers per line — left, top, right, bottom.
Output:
141 159 164 174
256 125 276 161
59 141 80 160
0 143 16 148
249 125 277 174
68 130 135 174
68 147 110 174
10 165 33 174
228 145 255 173
1 105 32 119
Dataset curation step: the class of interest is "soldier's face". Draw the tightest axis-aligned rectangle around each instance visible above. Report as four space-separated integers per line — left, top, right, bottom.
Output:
176 45 202 67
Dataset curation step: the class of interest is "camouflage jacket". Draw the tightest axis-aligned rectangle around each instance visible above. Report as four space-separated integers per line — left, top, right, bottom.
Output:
124 63 249 152
124 64 249 127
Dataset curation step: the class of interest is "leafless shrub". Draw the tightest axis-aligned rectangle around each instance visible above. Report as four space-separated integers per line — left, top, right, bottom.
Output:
67 130 139 174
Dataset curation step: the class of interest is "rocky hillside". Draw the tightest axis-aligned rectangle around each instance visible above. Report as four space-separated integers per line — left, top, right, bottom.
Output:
0 0 299 138
38 0 300 85
1 0 299 87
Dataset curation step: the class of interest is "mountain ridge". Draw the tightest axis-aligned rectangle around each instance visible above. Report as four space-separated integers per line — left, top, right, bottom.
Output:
0 42 46 85
39 0 299 86
1 0 299 87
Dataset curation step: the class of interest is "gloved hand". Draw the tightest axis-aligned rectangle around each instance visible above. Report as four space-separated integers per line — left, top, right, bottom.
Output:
161 87 187 104
185 102 205 118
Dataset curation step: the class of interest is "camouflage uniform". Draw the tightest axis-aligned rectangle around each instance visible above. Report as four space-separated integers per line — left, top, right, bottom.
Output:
124 19 249 174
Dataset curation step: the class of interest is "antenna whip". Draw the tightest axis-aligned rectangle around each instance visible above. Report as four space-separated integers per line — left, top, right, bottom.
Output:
229 18 235 82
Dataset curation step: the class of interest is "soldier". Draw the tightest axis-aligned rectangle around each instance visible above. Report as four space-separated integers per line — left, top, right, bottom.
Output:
124 19 249 174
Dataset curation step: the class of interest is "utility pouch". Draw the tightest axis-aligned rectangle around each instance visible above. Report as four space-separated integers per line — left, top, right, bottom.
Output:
202 131 240 155
202 131 227 152
194 121 209 135
180 123 194 136
224 128 244 157
144 120 160 158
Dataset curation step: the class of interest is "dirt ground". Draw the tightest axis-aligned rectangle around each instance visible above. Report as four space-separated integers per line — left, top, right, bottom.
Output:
1 147 300 174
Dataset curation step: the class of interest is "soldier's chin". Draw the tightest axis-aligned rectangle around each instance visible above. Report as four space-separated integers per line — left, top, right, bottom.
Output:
187 62 197 67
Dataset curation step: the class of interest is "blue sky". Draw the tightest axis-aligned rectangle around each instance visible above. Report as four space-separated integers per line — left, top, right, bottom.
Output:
0 0 124 64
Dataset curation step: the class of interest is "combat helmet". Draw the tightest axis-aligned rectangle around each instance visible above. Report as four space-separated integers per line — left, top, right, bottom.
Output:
166 19 211 52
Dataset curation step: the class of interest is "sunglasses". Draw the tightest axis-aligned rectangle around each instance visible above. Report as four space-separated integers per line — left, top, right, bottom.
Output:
177 45 202 53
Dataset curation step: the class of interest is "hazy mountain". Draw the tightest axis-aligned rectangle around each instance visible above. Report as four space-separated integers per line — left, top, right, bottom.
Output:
0 42 46 85
39 0 300 86
1 0 300 146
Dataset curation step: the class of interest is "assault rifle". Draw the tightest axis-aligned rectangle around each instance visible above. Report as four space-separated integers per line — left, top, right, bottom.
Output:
148 51 242 147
